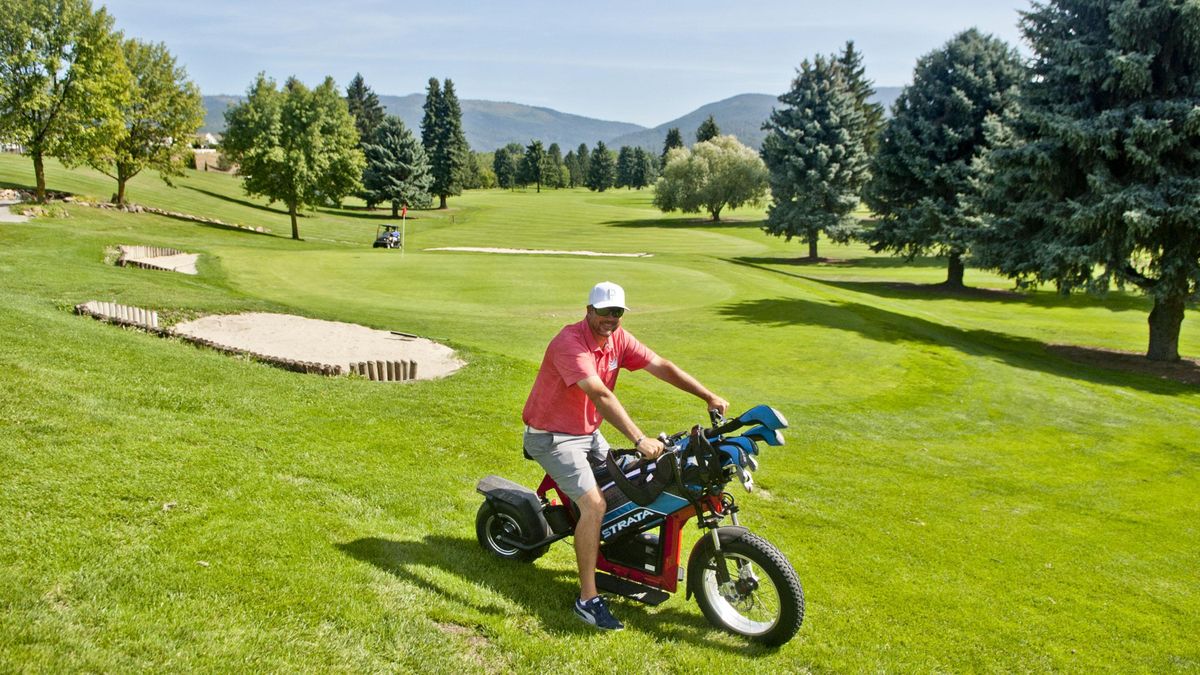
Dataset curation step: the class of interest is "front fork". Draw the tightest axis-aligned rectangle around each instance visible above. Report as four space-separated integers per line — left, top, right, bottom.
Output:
703 493 740 586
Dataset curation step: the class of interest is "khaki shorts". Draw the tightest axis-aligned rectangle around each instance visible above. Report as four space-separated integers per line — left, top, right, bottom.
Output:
523 428 610 500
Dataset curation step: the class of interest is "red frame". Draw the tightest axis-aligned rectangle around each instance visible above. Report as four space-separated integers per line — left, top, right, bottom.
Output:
537 474 724 593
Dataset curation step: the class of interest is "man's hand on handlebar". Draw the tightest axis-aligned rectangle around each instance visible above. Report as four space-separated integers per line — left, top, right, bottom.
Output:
706 394 730 417
635 436 665 460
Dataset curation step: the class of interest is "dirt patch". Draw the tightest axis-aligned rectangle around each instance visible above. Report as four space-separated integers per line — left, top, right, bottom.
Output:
1047 344 1200 386
426 246 651 257
172 313 464 380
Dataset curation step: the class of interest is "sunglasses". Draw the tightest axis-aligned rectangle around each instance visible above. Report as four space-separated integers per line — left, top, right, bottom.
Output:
593 306 625 318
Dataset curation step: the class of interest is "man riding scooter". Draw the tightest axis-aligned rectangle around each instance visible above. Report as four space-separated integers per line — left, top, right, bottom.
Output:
521 281 728 630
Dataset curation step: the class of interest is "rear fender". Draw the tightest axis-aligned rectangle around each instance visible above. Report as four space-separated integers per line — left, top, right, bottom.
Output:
476 475 549 534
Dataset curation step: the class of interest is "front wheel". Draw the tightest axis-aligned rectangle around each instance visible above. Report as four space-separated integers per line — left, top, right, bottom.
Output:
689 532 804 646
475 500 549 563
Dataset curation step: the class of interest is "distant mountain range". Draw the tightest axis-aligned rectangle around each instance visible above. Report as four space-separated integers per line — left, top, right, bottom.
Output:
200 86 903 153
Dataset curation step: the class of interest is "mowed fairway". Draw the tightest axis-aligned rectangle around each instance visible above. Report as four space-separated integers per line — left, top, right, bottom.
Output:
1 153 1197 672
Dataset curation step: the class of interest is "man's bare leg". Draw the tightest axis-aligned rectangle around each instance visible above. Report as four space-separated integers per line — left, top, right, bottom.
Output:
574 487 605 600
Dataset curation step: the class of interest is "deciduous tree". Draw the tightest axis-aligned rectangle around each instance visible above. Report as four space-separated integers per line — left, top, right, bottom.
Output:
861 29 1024 287
221 74 365 240
653 135 768 221
761 54 870 259
88 38 204 205
362 115 432 217
974 0 1200 361
0 0 129 201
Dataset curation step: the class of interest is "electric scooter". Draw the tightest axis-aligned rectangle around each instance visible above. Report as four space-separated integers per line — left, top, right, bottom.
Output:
475 405 803 646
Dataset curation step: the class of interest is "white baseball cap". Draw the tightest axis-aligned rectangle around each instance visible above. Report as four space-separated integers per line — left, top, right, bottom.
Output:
588 281 628 310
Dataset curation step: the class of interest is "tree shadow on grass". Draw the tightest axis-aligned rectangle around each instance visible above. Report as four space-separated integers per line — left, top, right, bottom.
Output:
729 257 1152 313
148 209 277 237
734 254 950 269
718 295 1195 393
337 535 774 654
182 185 290 216
812 277 1154 314
604 217 763 230
314 205 421 221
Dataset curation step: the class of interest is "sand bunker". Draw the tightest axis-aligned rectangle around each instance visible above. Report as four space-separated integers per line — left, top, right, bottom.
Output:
426 246 651 257
172 312 464 380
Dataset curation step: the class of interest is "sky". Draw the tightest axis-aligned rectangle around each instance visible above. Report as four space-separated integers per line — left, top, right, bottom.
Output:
100 0 1033 128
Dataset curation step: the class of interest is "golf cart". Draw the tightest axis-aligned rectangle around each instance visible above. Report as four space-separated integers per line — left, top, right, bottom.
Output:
373 224 402 249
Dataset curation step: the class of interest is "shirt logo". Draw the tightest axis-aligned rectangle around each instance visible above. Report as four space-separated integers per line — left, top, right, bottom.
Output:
608 357 618 372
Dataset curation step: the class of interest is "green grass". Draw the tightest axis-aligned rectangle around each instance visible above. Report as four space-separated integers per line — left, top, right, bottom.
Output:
1 153 1198 672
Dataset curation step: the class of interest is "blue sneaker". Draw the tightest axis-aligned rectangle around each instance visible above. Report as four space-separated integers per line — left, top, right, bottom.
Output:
574 595 624 631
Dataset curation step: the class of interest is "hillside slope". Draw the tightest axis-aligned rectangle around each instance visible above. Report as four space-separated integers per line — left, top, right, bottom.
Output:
610 87 904 152
201 94 644 152
199 86 902 153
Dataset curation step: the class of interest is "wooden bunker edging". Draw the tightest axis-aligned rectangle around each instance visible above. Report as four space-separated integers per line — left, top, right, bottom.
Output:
349 360 419 382
76 300 162 331
116 245 188 273
75 302 423 381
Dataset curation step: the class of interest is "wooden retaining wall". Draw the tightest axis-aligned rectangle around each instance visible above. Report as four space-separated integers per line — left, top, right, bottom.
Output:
76 300 160 330
116 245 188 273
118 245 184 260
349 360 419 381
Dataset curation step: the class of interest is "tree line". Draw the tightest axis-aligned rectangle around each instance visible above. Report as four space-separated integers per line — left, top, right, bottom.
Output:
757 2 1199 363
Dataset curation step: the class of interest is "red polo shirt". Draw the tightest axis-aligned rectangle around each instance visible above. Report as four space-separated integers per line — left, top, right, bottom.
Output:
523 320 656 435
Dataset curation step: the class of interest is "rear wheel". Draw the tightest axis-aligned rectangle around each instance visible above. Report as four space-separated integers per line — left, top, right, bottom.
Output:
689 532 804 646
475 500 549 562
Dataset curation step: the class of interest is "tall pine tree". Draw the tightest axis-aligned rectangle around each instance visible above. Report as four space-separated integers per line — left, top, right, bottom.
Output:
493 146 514 189
362 115 432 217
522 140 546 192
586 141 615 191
546 142 564 188
838 41 885 155
974 0 1200 361
761 55 870 259
420 78 469 208
615 145 636 188
662 127 684 162
861 29 1024 287
695 115 720 143
345 73 384 146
